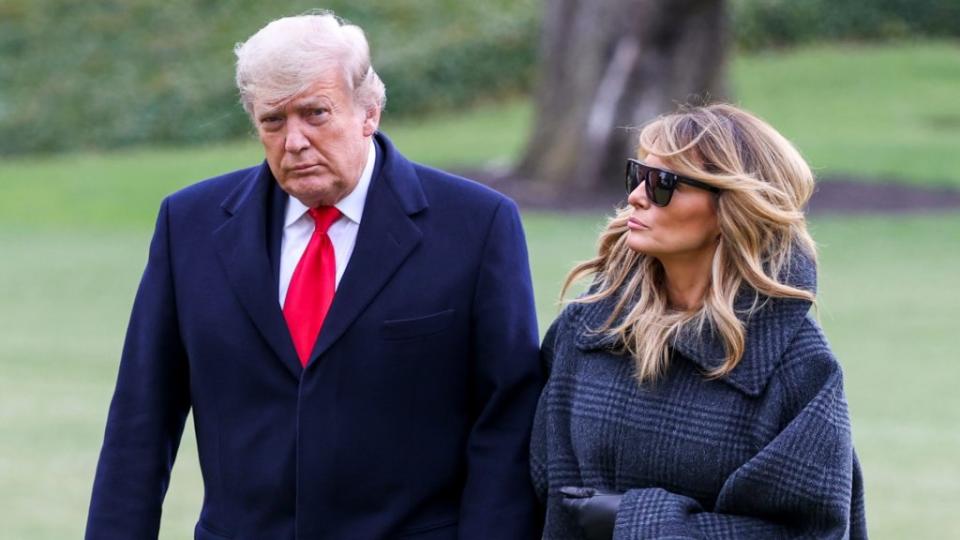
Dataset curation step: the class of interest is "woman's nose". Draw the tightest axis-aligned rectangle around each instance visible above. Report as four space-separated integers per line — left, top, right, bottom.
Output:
627 181 649 208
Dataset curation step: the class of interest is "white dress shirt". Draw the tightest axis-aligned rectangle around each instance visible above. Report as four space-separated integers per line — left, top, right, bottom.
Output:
278 140 376 307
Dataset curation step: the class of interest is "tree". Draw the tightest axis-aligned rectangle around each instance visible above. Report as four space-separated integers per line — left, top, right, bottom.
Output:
516 0 729 194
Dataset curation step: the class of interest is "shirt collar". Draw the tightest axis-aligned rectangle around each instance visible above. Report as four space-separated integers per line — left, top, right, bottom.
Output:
283 139 377 228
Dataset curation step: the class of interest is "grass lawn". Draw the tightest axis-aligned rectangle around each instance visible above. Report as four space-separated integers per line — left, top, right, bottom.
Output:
731 41 960 188
1 41 959 539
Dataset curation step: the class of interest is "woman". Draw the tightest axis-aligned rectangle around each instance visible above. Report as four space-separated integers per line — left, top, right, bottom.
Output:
530 104 867 539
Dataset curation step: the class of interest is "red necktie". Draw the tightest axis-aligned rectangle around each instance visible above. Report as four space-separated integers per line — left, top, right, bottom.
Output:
283 206 341 366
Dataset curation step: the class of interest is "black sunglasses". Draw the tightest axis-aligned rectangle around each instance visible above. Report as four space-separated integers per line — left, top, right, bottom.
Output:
625 158 721 207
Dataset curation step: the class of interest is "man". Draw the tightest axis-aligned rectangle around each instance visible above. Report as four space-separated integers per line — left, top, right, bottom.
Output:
86 12 543 540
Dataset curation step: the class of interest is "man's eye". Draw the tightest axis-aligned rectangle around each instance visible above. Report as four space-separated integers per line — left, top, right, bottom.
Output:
309 108 329 118
259 116 282 130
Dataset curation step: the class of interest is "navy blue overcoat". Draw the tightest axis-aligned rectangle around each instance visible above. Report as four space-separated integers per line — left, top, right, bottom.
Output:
86 133 543 539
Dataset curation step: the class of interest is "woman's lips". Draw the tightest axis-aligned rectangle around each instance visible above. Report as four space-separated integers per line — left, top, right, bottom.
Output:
628 217 649 230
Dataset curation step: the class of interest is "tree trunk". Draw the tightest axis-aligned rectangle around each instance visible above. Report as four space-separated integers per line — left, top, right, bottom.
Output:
517 0 729 195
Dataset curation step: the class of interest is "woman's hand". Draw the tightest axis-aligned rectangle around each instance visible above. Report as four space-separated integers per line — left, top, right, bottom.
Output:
559 486 623 540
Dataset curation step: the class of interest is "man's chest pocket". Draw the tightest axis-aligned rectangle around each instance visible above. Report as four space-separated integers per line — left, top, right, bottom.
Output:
381 309 456 341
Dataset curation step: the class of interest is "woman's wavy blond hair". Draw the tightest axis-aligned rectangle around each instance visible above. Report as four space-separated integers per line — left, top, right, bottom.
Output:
563 103 817 382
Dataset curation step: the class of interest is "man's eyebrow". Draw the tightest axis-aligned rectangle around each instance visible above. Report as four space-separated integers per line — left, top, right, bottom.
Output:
256 107 282 119
294 98 331 109
257 97 333 119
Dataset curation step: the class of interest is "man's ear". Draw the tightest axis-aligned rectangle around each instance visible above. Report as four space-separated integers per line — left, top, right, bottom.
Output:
362 105 381 137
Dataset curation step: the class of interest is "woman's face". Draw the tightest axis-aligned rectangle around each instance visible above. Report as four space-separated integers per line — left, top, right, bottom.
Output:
625 154 721 263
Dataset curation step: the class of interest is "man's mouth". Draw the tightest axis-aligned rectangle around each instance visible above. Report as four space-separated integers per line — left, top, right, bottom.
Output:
290 163 320 172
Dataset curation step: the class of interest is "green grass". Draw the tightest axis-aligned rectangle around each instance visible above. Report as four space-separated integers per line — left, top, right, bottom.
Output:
383 99 533 170
2 41 959 539
810 216 960 539
732 41 960 187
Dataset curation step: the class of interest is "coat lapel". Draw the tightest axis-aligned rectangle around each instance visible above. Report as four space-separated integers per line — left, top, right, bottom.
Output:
308 133 427 363
213 163 303 379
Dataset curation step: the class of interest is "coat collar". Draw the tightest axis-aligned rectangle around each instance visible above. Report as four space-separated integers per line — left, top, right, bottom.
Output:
573 249 817 396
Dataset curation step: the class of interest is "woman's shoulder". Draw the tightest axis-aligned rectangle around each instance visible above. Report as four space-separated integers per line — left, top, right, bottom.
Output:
780 313 840 370
763 314 850 423
540 293 622 368
541 300 587 354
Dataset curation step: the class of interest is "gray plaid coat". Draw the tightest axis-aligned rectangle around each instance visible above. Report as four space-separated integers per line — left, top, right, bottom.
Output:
531 254 867 539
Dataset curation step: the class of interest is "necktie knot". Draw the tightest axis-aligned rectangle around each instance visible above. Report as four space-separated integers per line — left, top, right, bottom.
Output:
308 206 341 234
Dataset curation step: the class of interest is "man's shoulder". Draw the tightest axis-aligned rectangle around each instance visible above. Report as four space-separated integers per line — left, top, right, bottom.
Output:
376 131 515 213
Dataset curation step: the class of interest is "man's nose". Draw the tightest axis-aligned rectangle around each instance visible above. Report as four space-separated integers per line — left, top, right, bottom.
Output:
284 119 310 153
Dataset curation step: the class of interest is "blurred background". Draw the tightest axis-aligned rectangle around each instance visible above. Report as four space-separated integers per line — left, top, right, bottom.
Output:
1 0 958 538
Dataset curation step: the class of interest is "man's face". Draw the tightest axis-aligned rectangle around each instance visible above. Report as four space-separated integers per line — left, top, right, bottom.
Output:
254 71 380 208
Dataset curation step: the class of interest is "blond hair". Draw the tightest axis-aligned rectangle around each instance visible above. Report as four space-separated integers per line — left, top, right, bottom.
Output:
564 103 817 382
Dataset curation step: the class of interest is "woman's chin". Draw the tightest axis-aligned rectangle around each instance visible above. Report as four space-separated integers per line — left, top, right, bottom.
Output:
625 236 657 257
